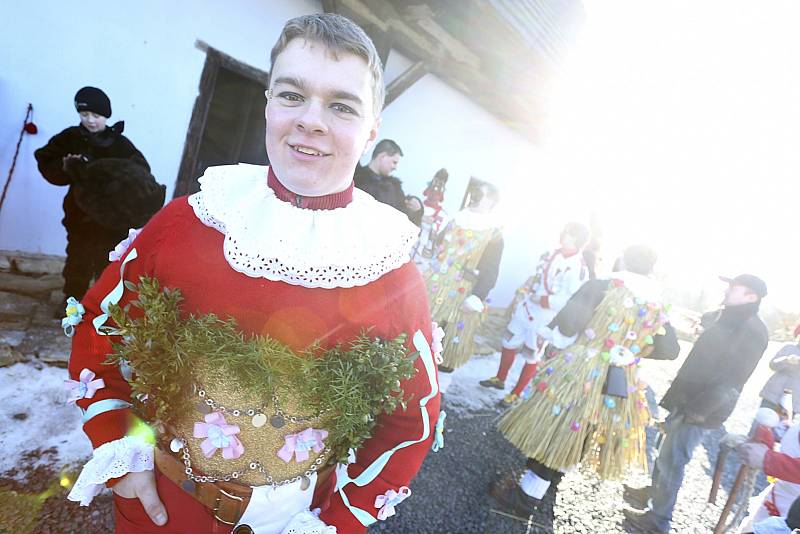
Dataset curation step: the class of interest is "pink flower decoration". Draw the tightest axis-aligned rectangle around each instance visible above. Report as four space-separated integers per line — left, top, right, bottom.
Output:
374 486 411 520
277 428 328 463
193 412 244 460
64 368 105 403
430 322 445 365
604 338 616 349
108 228 141 262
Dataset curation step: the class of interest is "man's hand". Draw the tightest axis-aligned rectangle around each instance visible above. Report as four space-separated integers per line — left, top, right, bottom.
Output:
112 470 168 526
737 442 769 470
682 412 706 425
460 294 484 313
61 154 84 172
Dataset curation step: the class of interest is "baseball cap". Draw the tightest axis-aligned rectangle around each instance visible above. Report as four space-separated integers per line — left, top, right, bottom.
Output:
719 274 768 299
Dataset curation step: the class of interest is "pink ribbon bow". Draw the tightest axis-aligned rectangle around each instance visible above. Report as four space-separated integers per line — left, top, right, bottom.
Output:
193 412 244 460
108 228 141 262
64 368 105 403
374 486 411 520
431 322 445 364
277 428 328 463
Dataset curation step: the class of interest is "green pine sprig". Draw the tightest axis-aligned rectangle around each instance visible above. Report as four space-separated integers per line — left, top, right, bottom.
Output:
105 277 417 464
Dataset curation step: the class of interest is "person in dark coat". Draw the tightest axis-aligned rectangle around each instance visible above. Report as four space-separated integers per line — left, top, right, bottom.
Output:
353 139 408 215
623 274 770 534
34 87 162 313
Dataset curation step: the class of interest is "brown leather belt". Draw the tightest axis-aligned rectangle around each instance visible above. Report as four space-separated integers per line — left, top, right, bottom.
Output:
154 448 333 526
155 447 250 525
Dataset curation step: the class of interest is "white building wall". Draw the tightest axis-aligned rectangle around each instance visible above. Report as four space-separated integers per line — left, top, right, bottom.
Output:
0 1 578 306
379 51 583 306
0 0 320 256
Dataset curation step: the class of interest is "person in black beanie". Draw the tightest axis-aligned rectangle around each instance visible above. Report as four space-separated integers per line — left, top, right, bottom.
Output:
35 87 164 316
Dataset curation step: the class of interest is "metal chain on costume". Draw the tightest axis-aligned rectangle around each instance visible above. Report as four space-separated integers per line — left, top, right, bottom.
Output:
193 385 330 424
271 392 331 424
178 438 330 488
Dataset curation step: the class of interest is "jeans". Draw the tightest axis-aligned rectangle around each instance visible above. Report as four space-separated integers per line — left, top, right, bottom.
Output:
645 413 708 531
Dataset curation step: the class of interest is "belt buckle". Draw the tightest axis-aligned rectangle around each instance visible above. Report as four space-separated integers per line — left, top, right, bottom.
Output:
212 488 244 525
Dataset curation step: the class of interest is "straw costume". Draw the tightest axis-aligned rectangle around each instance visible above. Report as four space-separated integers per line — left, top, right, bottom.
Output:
424 208 503 370
498 271 679 489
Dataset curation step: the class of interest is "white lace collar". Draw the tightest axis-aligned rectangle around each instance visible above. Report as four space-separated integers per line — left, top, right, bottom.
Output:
451 208 502 231
188 164 419 288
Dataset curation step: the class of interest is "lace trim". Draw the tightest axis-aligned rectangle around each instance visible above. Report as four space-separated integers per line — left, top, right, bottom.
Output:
188 164 419 289
67 436 154 506
280 509 337 534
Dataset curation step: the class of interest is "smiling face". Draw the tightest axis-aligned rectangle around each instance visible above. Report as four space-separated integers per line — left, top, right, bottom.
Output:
79 111 107 133
265 39 380 196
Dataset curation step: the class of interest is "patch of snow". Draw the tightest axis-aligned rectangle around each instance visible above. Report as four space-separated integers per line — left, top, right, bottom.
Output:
0 362 91 475
442 352 526 416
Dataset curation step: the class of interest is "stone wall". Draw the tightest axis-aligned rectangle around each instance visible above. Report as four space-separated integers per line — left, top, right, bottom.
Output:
0 250 70 367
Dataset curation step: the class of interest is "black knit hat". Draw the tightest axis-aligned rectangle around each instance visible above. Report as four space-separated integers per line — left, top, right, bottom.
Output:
74 87 112 118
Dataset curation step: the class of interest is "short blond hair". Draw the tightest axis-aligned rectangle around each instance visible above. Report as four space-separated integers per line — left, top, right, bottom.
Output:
269 13 385 117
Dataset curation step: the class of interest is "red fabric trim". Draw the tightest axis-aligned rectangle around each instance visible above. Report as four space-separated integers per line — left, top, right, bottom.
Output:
560 247 579 258
497 347 517 381
83 410 131 449
267 166 353 210
764 450 800 484
541 250 559 295
512 363 538 396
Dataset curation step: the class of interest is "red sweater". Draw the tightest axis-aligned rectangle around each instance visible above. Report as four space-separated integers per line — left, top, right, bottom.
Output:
69 184 438 532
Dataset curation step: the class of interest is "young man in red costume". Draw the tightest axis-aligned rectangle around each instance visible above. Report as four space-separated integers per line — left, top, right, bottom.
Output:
480 222 590 405
65 14 440 534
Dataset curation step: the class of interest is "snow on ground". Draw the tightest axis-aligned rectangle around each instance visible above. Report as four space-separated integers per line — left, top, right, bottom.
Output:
0 362 91 475
441 351 527 415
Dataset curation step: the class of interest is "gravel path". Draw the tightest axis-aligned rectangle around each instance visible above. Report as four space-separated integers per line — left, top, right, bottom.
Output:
378 342 775 534
0 332 780 533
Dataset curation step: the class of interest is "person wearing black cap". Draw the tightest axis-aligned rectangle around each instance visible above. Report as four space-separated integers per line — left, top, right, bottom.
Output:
34 87 163 315
623 273 770 534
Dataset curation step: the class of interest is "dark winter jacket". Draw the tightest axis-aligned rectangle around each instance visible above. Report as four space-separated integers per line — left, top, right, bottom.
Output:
759 343 800 411
353 164 408 215
471 234 504 301
547 277 681 360
660 302 769 428
34 122 151 231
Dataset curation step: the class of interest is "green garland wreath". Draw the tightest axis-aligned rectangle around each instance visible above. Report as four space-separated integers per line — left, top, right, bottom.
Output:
105 277 417 464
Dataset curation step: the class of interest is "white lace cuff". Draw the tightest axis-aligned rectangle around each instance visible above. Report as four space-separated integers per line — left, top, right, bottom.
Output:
280 509 336 534
67 436 154 506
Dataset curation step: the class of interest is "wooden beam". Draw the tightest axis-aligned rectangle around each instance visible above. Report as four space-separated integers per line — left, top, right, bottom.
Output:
384 61 427 107
173 50 220 198
361 23 392 70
